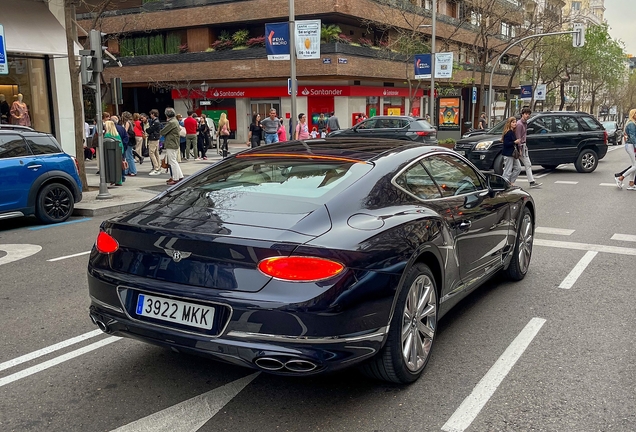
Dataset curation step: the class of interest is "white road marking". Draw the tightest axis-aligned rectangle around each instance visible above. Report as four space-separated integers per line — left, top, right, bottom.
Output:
554 181 578 185
0 244 42 266
599 183 620 187
0 336 121 388
47 251 91 262
535 227 575 236
611 233 636 243
0 329 103 372
110 372 260 432
558 251 598 289
607 146 623 152
535 239 636 256
441 318 546 432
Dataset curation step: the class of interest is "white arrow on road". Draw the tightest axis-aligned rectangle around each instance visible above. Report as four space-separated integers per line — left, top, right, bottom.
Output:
111 372 260 432
0 244 42 266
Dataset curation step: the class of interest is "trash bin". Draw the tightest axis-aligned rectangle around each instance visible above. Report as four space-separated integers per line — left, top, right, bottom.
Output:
103 137 122 184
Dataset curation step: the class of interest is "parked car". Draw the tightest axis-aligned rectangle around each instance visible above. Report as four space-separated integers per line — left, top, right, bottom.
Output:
0 129 83 224
454 111 608 174
87 138 535 384
601 121 622 145
327 115 438 144
461 118 507 139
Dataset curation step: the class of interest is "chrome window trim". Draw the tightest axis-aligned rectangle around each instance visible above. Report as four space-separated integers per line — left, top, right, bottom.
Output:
116 286 234 338
391 150 487 203
226 327 389 344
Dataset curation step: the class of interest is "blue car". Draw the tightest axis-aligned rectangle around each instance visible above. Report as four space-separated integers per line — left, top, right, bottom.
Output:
0 126 83 224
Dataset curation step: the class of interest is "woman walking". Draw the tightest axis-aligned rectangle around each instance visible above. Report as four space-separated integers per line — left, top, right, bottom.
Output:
132 113 144 164
501 117 522 185
247 114 262 148
614 109 636 190
197 116 210 160
104 120 125 186
121 112 138 176
294 113 310 140
218 113 231 158
277 120 287 142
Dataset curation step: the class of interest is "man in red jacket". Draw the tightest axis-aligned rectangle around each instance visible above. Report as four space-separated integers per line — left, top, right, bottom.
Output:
183 111 198 161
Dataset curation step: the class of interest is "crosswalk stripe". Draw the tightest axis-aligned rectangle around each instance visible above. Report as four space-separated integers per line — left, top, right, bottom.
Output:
536 227 575 236
611 233 636 242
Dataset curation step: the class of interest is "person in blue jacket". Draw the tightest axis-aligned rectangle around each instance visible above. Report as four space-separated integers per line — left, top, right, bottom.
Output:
501 116 522 185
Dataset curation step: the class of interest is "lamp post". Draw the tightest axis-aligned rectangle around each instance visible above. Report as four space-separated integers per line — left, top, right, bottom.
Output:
419 0 436 126
289 0 298 130
200 81 209 94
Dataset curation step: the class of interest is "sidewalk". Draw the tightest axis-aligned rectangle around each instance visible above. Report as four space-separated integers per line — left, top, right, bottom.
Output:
74 141 247 217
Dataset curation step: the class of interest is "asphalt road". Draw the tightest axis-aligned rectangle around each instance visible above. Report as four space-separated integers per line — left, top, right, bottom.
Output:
1 145 635 432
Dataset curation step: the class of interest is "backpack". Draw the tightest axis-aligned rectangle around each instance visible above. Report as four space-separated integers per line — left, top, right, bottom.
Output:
126 121 136 145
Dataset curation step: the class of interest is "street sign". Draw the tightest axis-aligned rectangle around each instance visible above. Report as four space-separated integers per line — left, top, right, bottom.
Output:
573 23 585 48
287 78 297 95
472 87 477 104
0 24 8 75
200 100 211 106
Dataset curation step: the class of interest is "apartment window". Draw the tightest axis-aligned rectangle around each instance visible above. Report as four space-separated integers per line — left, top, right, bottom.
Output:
501 22 511 36
471 11 482 26
571 1 581 11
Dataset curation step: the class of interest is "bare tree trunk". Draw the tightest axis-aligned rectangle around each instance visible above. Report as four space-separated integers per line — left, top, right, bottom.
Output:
589 90 596 116
559 80 566 111
64 0 88 192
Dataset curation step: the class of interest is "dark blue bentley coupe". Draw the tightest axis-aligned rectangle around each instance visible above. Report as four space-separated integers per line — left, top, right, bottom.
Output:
87 139 535 384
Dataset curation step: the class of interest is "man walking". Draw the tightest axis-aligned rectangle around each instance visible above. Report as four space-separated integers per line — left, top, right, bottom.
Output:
327 111 340 132
515 108 542 188
146 109 162 175
183 111 198 160
261 108 281 144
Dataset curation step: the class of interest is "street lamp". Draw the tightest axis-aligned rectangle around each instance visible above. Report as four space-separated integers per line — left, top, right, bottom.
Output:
419 1 436 126
200 81 209 94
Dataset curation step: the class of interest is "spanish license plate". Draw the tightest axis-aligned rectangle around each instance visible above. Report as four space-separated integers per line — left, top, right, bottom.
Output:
136 294 215 330
455 150 465 156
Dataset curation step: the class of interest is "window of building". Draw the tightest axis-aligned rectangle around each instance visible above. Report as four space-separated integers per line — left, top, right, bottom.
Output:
501 22 511 36
571 1 581 11
471 11 482 26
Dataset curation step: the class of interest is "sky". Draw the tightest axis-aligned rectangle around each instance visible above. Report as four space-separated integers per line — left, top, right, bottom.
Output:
603 0 634 56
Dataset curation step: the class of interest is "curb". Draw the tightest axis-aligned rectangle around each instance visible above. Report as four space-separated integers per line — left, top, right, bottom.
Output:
73 200 147 217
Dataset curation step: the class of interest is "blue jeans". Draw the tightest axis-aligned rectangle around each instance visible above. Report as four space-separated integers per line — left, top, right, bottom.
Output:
125 146 137 175
264 133 279 144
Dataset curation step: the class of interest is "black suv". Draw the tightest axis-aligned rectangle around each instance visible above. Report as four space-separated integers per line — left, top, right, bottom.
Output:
454 112 608 174
327 116 438 144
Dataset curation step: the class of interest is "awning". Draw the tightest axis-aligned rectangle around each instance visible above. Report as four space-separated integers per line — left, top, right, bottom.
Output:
0 0 70 56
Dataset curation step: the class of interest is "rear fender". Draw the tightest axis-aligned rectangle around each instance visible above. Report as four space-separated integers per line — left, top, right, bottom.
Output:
27 171 82 208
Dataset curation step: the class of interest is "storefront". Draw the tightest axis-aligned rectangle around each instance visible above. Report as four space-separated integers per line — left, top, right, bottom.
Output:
0 0 76 154
172 85 424 143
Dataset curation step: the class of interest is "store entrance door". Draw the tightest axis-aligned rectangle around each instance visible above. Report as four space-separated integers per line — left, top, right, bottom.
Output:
250 100 281 120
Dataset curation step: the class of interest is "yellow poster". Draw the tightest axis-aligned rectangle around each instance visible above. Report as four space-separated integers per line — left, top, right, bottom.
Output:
387 108 401 116
438 97 460 131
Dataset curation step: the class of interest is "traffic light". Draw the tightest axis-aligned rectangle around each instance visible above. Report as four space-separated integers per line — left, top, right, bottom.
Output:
80 30 108 88
573 23 585 48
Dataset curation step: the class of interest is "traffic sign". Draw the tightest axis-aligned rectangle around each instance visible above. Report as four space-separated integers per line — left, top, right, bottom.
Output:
287 78 298 95
0 25 8 75
472 87 477 104
573 23 585 47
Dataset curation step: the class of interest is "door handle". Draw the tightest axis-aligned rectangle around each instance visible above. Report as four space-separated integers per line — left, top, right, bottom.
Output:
459 221 472 230
27 164 42 170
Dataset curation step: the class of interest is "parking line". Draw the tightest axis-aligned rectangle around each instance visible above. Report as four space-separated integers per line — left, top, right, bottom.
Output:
0 329 103 372
47 251 91 262
535 239 636 256
599 183 619 187
441 318 546 432
554 181 578 185
611 233 636 242
535 227 575 236
0 336 121 388
559 251 598 289
28 218 92 231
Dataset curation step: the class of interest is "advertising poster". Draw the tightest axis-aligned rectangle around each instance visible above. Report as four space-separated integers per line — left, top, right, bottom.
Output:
534 84 547 101
265 23 290 60
295 20 321 60
414 54 432 79
387 108 401 116
438 97 461 131
520 85 533 100
0 25 8 75
434 52 454 79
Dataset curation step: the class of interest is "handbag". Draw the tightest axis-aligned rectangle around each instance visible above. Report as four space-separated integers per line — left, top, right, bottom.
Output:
122 160 129 170
161 157 170 169
512 146 520 159
179 125 187 138
142 142 149 157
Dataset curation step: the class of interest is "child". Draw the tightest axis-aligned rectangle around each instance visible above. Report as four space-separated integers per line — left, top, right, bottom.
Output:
310 126 318 139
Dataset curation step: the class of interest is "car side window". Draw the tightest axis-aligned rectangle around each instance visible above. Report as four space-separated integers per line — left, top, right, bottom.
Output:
580 116 603 131
554 116 581 133
527 117 552 135
26 136 62 155
421 155 485 197
0 135 31 159
357 119 377 129
395 162 442 200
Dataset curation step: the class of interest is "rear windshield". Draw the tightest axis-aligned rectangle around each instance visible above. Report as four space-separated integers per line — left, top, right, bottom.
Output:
580 116 603 131
489 118 509 134
185 156 373 205
416 120 434 129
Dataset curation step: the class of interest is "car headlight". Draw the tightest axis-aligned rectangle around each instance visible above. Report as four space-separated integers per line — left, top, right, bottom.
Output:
475 140 494 150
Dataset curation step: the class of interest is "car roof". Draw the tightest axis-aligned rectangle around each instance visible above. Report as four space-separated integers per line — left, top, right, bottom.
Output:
238 138 441 162
0 128 53 137
366 115 425 121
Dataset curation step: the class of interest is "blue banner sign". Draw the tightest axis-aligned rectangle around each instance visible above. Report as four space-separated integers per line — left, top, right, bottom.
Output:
414 54 432 79
520 85 533 99
265 23 290 61
0 25 8 75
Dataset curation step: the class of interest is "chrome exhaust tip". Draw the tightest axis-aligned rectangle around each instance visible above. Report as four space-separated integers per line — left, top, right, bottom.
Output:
284 359 318 373
254 357 285 371
89 314 97 325
96 320 109 333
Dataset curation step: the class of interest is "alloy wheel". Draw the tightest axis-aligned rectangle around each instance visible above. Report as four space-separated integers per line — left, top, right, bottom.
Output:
581 153 596 170
517 213 533 273
401 274 437 372
43 186 72 221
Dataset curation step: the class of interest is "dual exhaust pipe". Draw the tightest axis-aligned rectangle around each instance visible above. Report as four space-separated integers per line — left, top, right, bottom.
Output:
90 313 111 334
255 357 318 373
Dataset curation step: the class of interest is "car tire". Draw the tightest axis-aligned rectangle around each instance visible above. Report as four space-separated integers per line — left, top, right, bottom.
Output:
574 149 598 173
493 154 504 175
35 183 75 224
505 207 533 281
541 165 558 170
359 263 437 384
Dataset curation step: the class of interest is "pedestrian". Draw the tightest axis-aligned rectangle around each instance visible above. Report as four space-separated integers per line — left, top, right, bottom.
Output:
501 116 522 185
515 108 542 188
176 114 187 160
121 112 138 176
202 114 216 149
261 108 281 144
295 113 310 140
614 108 636 190
183 111 198 160
146 109 162 175
317 113 328 137
218 113 231 158
247 113 263 148
197 116 210 160
327 111 340 132
104 120 125 186
478 113 487 129
277 119 287 142
310 126 318 139
160 107 184 185
110 115 133 178
139 113 149 157
132 113 144 164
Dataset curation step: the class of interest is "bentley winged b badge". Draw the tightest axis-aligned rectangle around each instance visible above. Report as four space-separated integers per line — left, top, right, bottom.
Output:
165 249 191 263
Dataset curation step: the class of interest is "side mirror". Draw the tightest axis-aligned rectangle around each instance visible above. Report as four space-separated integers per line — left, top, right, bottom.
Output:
487 173 509 192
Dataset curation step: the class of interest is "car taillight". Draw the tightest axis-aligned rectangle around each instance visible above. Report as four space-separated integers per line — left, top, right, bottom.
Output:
416 131 430 136
71 156 80 174
257 256 345 282
96 231 119 254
